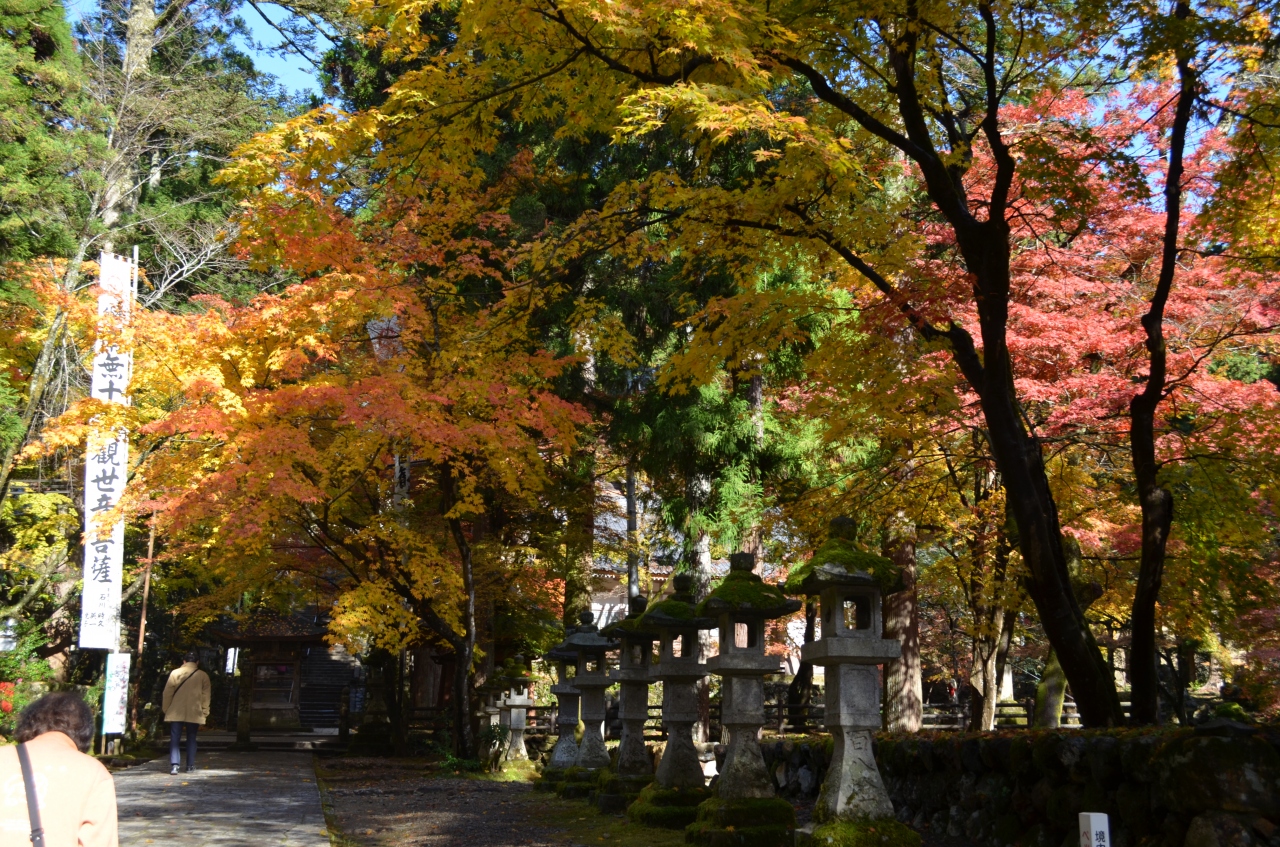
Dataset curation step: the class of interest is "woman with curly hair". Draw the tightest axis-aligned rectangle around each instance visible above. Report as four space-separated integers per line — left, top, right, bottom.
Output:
0 691 118 846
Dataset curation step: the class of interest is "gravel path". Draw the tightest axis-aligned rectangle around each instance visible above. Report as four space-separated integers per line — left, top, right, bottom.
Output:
114 751 330 847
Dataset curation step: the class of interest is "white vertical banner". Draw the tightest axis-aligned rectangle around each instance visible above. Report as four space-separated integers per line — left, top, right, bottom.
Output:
102 652 131 734
79 251 135 651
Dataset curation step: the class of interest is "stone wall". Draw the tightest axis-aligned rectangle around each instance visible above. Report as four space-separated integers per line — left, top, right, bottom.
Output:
753 722 1280 847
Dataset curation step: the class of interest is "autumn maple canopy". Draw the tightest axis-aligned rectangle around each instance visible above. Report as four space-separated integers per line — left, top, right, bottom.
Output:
1 0 1279 754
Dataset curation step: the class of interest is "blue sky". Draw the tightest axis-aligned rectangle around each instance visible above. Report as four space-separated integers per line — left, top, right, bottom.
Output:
62 0 327 97
238 2 329 96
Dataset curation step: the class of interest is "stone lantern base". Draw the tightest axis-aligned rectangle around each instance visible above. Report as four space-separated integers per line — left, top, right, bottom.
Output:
553 765 602 800
595 772 652 813
685 796 796 847
534 765 567 791
626 783 713 829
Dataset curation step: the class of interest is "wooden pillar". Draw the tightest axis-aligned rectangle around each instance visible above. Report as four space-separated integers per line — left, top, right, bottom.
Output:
233 646 257 749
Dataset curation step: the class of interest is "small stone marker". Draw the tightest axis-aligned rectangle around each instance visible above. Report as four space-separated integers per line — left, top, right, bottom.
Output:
1079 812 1110 847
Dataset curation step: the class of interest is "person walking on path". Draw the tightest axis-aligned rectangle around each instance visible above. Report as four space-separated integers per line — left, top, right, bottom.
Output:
163 651 210 776
0 691 119 847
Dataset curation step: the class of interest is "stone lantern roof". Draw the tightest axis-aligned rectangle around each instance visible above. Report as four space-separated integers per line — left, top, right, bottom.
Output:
639 573 714 631
783 520 904 596
698 552 800 619
559 610 616 652
600 595 657 639
498 656 531 685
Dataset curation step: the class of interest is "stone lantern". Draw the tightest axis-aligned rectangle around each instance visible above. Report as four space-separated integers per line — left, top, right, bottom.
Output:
548 610 616 799
628 573 715 829
686 552 800 846
502 656 533 761
563 610 615 772
598 595 657 811
785 519 903 833
537 640 581 789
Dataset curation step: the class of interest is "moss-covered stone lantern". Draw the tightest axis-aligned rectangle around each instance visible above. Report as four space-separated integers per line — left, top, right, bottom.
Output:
501 656 533 761
538 639 581 788
785 518 914 845
598 595 657 812
627 573 715 830
563 610 615 773
686 551 800 846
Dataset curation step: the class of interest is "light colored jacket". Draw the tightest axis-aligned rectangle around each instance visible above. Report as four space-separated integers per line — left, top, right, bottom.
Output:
0 730 119 847
162 662 210 724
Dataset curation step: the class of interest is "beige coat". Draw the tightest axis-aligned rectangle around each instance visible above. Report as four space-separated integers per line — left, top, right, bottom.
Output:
162 662 211 724
0 730 119 847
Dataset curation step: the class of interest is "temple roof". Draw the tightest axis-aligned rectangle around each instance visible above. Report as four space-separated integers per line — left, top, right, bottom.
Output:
207 609 329 645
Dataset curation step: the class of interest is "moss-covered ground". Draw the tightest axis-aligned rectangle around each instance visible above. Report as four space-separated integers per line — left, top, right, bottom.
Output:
685 796 796 847
800 818 922 847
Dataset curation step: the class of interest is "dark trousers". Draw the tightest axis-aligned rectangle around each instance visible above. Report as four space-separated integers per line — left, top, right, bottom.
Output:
169 721 198 767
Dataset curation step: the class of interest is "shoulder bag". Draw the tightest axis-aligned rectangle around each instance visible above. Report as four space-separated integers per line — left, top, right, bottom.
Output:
172 667 199 697
15 742 46 847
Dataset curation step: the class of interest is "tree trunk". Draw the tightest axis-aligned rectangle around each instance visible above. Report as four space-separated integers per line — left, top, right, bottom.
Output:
969 642 1000 732
994 606 1017 706
883 536 921 733
626 465 640 599
691 529 713 742
738 373 764 557
235 647 254 746
0 308 68 502
100 0 158 230
1129 0 1195 728
442 469 478 759
786 598 817 731
970 368 1122 727
1034 647 1067 728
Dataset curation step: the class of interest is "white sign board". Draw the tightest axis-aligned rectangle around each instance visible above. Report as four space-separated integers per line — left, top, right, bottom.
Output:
78 252 135 651
1080 812 1111 847
102 652 131 734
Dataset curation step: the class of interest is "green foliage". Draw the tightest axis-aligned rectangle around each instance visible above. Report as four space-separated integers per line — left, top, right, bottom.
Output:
0 619 53 683
0 0 101 264
0 372 25 452
1214 701 1251 722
